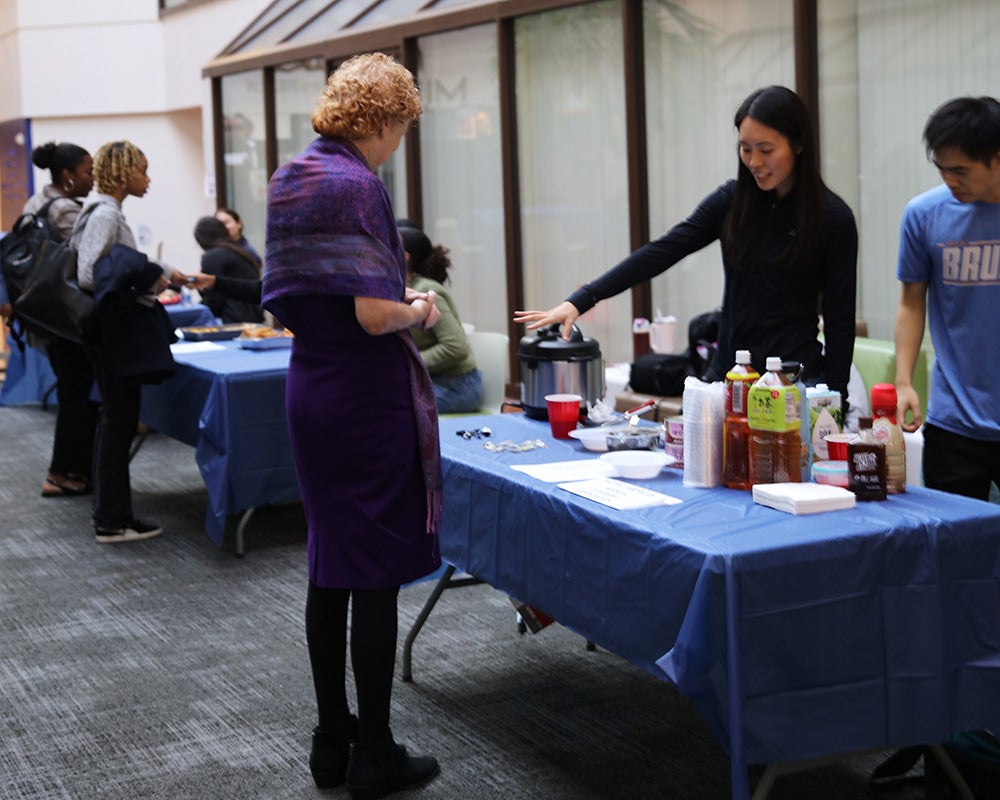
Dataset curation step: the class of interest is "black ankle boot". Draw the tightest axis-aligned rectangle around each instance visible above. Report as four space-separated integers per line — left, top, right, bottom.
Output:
309 714 359 789
346 740 439 800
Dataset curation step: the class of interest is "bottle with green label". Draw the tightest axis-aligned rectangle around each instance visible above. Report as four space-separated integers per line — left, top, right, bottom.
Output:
747 356 802 484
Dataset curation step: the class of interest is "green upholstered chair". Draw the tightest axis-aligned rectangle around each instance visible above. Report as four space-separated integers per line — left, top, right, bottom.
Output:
438 330 510 419
852 336 930 427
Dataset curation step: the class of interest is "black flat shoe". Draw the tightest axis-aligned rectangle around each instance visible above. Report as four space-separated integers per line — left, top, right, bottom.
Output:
346 740 439 800
41 477 92 497
310 715 359 789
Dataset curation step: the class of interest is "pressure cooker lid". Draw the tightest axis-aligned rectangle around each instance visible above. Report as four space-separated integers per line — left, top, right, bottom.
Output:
518 324 601 361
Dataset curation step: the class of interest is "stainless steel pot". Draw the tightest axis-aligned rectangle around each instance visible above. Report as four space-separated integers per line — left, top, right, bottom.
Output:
518 324 605 419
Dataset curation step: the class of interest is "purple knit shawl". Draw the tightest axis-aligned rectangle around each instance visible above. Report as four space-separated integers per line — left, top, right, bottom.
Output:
263 137 442 533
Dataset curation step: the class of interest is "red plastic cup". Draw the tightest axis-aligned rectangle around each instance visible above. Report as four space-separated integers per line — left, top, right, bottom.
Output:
545 393 583 439
824 432 856 461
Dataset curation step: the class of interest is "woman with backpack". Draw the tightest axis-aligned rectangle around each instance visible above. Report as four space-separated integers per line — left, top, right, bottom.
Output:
14 141 98 498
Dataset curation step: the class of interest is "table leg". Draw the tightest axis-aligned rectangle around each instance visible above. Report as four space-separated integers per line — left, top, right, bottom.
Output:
402 565 487 682
235 507 256 558
926 745 975 800
128 428 150 462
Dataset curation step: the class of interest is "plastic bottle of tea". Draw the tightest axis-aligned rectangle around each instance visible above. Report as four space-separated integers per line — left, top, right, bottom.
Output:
723 350 759 490
748 356 801 485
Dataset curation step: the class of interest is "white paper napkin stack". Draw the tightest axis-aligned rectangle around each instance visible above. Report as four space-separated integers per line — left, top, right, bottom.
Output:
752 482 856 514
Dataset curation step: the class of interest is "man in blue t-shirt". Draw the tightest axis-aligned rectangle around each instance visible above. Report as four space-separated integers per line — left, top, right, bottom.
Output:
895 96 1000 500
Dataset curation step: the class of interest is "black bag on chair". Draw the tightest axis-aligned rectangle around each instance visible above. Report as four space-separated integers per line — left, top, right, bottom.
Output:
629 353 693 396
12 237 96 344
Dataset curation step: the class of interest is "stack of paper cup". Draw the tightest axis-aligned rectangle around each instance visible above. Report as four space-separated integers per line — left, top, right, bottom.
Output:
682 376 725 488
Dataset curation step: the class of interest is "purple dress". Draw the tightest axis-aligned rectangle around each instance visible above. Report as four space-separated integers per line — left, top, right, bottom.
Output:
280 295 439 588
262 136 442 589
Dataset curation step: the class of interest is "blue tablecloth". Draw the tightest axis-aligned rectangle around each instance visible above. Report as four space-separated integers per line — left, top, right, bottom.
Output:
0 303 215 407
0 333 57 406
436 413 1000 799
140 340 298 545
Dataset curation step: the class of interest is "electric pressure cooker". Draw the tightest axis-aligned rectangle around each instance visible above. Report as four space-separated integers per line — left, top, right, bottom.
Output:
518 324 605 420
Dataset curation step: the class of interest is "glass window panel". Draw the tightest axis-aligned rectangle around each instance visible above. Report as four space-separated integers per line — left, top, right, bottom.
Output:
819 0 1000 340
377 144 408 218
429 0 480 9
282 1 368 43
221 72 268 260
516 1 631 364
644 0 795 354
428 0 480 8
351 0 427 28
417 23 506 335
274 58 327 167
235 0 341 51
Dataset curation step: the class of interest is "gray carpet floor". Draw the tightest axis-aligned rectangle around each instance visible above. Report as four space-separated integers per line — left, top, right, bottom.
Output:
0 403 926 799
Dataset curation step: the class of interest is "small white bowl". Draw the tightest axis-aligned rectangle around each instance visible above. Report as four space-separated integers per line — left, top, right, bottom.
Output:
567 427 611 452
599 450 673 479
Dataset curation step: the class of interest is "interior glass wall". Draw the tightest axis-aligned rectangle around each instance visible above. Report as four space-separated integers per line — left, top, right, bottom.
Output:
643 0 795 353
220 72 268 259
516 1 631 364
275 59 326 169
380 140 409 218
818 0 1000 340
416 24 506 334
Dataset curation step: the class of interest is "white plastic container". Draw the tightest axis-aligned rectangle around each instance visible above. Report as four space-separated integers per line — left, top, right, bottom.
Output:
649 314 677 354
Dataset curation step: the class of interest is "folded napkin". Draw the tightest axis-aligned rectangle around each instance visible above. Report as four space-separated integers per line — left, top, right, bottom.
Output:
752 482 856 514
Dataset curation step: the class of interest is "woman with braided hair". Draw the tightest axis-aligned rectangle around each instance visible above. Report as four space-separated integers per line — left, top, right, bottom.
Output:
73 140 178 543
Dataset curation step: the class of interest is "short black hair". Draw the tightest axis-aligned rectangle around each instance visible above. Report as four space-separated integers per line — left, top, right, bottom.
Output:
924 96 1000 166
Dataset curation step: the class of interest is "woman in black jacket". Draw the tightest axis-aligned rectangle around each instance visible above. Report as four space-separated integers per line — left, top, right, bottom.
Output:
192 216 264 324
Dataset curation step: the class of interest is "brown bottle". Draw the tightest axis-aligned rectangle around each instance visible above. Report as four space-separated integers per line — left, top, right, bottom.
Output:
723 349 759 490
847 417 887 501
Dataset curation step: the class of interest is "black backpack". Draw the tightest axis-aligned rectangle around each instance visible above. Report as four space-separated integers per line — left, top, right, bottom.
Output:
629 307 722 396
1 198 59 348
687 307 721 379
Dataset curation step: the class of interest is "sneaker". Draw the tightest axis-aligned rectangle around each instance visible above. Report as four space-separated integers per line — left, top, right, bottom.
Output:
94 519 163 543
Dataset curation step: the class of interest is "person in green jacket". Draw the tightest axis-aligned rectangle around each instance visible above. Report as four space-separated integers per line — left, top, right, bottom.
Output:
399 221 482 413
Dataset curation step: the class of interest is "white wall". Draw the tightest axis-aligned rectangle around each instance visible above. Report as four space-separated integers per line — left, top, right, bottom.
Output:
0 0 270 268
28 110 212 270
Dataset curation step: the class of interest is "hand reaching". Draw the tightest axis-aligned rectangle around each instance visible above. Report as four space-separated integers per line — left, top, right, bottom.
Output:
513 301 580 341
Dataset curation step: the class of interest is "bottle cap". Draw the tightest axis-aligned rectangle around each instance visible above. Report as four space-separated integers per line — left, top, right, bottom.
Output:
871 383 897 410
736 349 751 364
765 356 782 371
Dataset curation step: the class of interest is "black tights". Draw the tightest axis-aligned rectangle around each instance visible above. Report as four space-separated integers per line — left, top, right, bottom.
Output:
305 581 399 745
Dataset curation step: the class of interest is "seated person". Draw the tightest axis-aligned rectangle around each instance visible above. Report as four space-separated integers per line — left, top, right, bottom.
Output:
398 221 482 413
192 216 264 324
215 206 261 264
